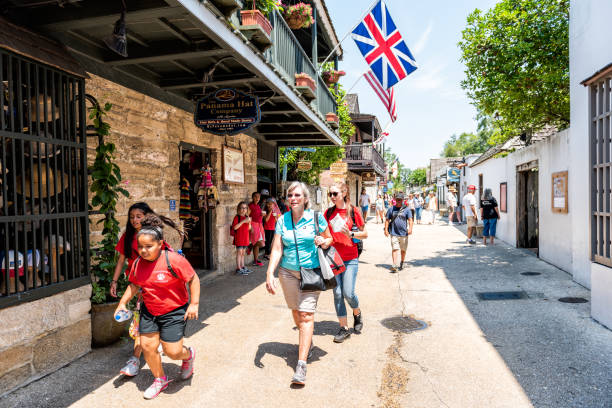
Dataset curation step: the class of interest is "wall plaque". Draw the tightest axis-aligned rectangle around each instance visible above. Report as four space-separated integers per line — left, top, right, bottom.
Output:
194 88 260 135
552 171 568 213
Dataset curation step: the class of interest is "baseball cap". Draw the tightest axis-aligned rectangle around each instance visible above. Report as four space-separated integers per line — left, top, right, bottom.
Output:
395 192 405 200
260 189 270 195
468 185 476 190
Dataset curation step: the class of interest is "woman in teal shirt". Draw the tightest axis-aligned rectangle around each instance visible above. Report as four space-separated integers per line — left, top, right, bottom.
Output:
265 181 333 386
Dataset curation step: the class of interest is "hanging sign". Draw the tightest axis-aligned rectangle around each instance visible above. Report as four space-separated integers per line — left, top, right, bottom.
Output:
447 167 460 182
329 161 348 175
169 199 176 211
297 160 312 172
362 172 376 183
194 88 260 135
387 181 394 189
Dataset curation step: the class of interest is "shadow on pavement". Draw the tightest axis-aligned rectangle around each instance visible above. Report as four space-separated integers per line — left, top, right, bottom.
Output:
254 342 328 369
407 225 612 408
0 268 269 408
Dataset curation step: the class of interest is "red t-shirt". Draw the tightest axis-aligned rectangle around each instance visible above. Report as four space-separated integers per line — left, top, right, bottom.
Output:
128 251 195 316
325 206 365 261
248 202 263 223
116 232 173 271
263 212 278 230
232 215 250 246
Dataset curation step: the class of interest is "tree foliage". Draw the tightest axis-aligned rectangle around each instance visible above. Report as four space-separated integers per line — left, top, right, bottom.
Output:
459 0 569 140
279 83 354 184
407 168 427 186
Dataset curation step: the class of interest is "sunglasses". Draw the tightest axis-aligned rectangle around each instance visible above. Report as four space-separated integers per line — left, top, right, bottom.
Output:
328 191 340 197
287 193 302 198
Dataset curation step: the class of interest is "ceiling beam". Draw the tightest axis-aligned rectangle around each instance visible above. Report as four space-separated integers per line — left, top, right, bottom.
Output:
106 48 228 66
259 121 311 126
161 76 261 90
262 132 322 138
276 140 335 146
157 17 192 44
261 109 297 115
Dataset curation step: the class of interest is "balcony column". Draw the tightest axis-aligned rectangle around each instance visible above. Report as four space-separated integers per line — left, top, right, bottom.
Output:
311 6 318 68
334 54 339 95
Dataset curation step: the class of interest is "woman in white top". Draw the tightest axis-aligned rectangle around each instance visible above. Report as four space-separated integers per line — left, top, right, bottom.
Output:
375 194 385 224
427 191 438 224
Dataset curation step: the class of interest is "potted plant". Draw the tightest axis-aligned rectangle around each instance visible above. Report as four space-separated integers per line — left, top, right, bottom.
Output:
284 2 314 30
295 72 317 100
322 69 345 86
241 0 282 37
325 112 339 123
88 98 131 347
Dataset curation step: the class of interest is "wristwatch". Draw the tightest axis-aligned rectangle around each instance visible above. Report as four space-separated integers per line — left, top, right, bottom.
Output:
351 232 355 238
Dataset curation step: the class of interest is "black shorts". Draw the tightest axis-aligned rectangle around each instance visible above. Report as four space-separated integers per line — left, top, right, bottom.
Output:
139 303 188 343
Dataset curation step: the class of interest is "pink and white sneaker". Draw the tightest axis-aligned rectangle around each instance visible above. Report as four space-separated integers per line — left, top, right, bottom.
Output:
143 377 171 399
180 347 195 380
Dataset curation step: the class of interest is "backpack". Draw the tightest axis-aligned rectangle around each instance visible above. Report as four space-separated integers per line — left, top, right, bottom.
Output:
131 250 179 280
230 215 241 237
325 205 363 257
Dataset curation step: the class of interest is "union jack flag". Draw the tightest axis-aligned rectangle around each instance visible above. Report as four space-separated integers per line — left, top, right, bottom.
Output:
351 0 417 89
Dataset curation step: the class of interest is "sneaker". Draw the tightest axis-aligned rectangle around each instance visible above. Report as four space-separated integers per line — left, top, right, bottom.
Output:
468 239 476 245
143 377 171 399
398 262 404 271
236 268 246 275
253 260 264 266
119 356 140 377
333 327 351 343
180 347 195 380
390 265 398 273
291 360 307 385
353 313 363 333
244 267 253 273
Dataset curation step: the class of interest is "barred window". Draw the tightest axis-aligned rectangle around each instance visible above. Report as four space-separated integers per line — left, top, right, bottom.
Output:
0 49 89 307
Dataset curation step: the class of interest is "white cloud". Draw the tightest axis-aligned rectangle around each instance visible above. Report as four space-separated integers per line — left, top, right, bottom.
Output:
412 21 433 56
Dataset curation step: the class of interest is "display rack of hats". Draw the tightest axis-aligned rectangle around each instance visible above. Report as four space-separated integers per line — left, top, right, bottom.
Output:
1 75 76 295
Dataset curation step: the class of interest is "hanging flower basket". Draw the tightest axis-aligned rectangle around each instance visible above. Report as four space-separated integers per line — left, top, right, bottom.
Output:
326 112 339 123
284 2 314 30
322 70 346 86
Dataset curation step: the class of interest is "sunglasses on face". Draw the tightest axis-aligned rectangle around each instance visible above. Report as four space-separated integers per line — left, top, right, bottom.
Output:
287 193 302 198
328 191 340 197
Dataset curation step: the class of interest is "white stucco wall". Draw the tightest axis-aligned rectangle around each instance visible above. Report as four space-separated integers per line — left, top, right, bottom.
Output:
466 130 572 274
570 0 612 328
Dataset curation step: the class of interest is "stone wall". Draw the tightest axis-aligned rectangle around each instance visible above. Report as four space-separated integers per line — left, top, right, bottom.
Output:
86 74 258 274
0 286 92 396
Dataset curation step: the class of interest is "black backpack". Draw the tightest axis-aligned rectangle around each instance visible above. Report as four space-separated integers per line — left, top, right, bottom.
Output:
325 205 363 257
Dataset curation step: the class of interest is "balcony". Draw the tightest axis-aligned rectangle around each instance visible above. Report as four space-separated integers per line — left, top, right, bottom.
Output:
344 144 386 176
264 10 337 123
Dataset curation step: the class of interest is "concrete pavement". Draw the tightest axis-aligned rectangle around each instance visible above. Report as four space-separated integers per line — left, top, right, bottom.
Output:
1 216 610 408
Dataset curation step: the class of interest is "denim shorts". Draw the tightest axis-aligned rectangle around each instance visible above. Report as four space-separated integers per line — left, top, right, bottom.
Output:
236 246 248 250
482 218 498 237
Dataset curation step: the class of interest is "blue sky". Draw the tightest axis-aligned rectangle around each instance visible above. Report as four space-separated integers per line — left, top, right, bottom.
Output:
326 0 499 168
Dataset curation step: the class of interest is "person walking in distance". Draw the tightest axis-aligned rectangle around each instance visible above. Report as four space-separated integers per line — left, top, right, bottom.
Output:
360 188 371 222
427 191 438 225
248 192 265 266
462 185 478 244
265 182 333 386
375 194 385 224
413 192 423 224
114 214 200 400
384 192 413 272
325 182 367 343
446 187 458 225
232 202 252 275
480 188 501 245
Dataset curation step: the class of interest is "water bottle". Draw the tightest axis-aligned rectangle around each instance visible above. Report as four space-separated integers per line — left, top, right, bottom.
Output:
177 249 185 257
114 309 133 322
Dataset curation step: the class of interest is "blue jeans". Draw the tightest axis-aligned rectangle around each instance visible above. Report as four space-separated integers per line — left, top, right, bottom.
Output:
333 258 359 317
482 218 498 237
415 207 422 220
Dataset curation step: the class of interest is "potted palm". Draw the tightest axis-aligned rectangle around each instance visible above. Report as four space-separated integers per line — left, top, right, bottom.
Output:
284 2 313 30
88 98 131 347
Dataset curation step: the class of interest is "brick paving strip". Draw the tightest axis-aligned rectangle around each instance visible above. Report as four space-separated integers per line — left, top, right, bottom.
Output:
1 217 611 408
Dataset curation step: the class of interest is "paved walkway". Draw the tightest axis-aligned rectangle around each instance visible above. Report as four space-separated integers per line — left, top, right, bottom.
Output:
1 217 611 408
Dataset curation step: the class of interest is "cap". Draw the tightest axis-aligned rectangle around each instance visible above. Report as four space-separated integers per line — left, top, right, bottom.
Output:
260 189 270 195
468 185 476 190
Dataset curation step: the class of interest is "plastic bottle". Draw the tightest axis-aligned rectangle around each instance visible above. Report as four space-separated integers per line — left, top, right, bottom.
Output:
114 309 133 322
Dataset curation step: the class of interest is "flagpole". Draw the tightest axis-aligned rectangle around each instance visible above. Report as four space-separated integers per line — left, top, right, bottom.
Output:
318 0 381 71
339 72 367 102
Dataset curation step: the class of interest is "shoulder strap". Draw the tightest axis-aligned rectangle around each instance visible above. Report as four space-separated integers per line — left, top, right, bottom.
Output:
325 206 335 220
390 206 407 224
128 256 141 281
350 205 356 223
314 211 320 235
164 249 179 278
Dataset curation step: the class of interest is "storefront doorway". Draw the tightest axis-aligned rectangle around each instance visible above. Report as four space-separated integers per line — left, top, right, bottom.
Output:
516 161 539 254
178 142 214 270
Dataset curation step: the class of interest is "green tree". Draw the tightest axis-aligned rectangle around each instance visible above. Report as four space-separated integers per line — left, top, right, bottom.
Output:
459 0 569 141
441 131 489 157
279 83 354 184
407 168 426 186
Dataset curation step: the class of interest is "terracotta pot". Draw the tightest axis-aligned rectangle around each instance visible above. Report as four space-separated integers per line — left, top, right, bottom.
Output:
295 75 316 92
326 113 339 122
91 301 130 347
241 9 272 36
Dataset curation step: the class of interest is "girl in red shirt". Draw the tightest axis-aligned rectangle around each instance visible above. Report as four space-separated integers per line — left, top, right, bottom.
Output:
110 202 178 378
248 192 265 266
115 214 200 400
232 201 252 275
324 181 368 344
262 198 281 260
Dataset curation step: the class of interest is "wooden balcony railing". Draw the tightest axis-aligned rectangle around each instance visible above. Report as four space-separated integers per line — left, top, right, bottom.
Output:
264 10 337 122
344 144 386 175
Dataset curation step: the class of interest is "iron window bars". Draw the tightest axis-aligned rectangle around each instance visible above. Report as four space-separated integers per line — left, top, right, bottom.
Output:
0 49 89 308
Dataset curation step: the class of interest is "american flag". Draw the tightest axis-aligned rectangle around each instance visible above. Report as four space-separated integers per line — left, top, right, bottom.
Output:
351 0 417 90
364 70 397 122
